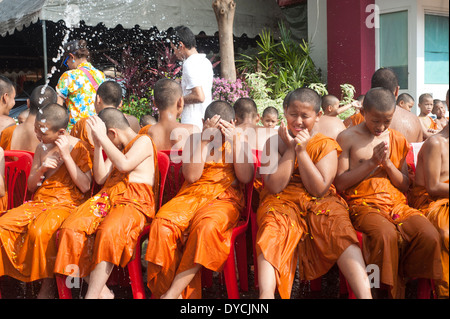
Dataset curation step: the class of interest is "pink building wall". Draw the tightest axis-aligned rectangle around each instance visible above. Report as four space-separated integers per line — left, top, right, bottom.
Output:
326 0 376 97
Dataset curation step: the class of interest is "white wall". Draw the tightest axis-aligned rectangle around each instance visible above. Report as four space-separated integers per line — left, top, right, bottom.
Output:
307 0 328 83
376 0 449 115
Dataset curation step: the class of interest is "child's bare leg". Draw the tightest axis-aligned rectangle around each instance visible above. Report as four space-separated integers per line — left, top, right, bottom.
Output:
37 278 56 299
257 254 276 299
161 264 202 299
84 261 115 299
337 243 373 299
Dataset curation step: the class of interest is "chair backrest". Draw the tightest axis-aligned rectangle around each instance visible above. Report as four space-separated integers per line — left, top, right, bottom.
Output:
4 150 34 210
159 149 184 206
240 152 259 224
406 142 424 173
156 151 170 209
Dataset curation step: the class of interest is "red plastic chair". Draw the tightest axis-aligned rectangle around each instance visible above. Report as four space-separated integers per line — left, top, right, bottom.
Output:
0 150 34 298
203 154 258 298
3 150 34 210
222 167 256 299
340 231 435 299
126 151 170 299
56 151 170 299
250 149 261 289
159 149 184 204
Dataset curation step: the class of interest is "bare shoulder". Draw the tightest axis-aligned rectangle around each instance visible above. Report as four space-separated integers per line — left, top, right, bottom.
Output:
423 132 445 150
337 125 357 142
181 123 200 134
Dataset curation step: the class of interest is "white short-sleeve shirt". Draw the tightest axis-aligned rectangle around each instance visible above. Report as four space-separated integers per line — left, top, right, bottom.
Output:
180 53 213 130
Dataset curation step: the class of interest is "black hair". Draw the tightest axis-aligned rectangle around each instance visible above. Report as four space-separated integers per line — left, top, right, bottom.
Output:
29 85 57 115
233 97 258 120
204 100 235 123
371 68 399 94
153 78 183 111
97 81 123 108
284 87 322 114
174 25 196 49
0 75 15 96
396 93 414 105
36 103 69 131
98 107 130 130
363 87 396 113
262 106 279 117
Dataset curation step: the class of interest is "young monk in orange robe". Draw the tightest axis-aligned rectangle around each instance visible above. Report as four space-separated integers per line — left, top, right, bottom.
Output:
335 87 442 299
145 100 254 299
256 88 371 299
54 108 157 299
0 147 7 212
141 78 198 153
70 80 140 158
0 85 57 152
0 103 92 299
408 123 449 298
233 97 276 195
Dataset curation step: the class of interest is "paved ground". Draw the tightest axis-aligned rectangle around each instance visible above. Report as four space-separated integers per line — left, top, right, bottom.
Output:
0 262 422 299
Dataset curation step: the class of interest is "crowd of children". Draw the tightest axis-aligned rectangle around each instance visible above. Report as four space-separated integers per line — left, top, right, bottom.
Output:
0 64 448 300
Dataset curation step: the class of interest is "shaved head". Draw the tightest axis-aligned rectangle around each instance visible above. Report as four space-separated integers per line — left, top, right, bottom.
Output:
204 100 235 123
363 87 396 113
36 103 69 131
98 108 130 130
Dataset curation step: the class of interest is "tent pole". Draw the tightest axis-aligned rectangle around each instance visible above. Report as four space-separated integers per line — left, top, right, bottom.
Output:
42 20 48 81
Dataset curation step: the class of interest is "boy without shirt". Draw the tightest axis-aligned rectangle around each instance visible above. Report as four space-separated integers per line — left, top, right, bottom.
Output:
408 123 449 299
432 99 448 131
142 78 198 153
418 93 439 140
261 106 279 129
256 88 371 299
54 108 157 299
145 101 254 299
0 85 57 152
0 103 92 299
335 87 442 299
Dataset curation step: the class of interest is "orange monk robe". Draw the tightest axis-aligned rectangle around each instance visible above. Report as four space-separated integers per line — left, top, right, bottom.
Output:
145 143 244 299
343 112 364 128
0 141 92 282
0 190 6 214
342 129 442 298
70 117 94 158
256 133 359 299
138 124 151 135
0 125 16 150
54 134 159 278
429 118 438 130
408 181 449 298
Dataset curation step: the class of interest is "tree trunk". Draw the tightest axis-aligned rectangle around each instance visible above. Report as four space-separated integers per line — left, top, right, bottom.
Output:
213 0 236 81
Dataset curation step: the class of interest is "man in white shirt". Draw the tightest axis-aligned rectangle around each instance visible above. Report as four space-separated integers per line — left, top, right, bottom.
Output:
172 26 213 130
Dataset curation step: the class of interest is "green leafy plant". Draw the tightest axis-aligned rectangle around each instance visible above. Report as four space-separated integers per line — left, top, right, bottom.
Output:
237 22 323 100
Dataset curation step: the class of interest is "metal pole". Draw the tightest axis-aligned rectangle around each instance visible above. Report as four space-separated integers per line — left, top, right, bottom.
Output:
42 20 48 81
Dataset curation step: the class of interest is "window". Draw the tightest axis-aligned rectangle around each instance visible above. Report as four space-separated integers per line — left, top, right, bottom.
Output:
425 14 449 84
379 11 408 89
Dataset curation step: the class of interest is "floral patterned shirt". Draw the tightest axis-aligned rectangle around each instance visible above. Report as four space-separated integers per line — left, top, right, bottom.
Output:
56 62 105 130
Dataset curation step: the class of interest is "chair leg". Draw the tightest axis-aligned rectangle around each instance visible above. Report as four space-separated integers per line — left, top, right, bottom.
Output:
339 270 357 299
56 274 73 299
223 244 240 299
310 277 322 292
202 268 213 288
251 213 259 289
417 278 433 299
236 234 248 292
127 250 147 299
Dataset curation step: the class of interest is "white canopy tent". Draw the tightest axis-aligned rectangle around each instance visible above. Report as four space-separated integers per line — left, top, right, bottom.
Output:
1 0 284 78
0 0 284 37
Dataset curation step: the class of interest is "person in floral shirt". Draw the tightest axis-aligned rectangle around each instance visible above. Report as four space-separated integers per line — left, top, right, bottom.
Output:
56 40 105 130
